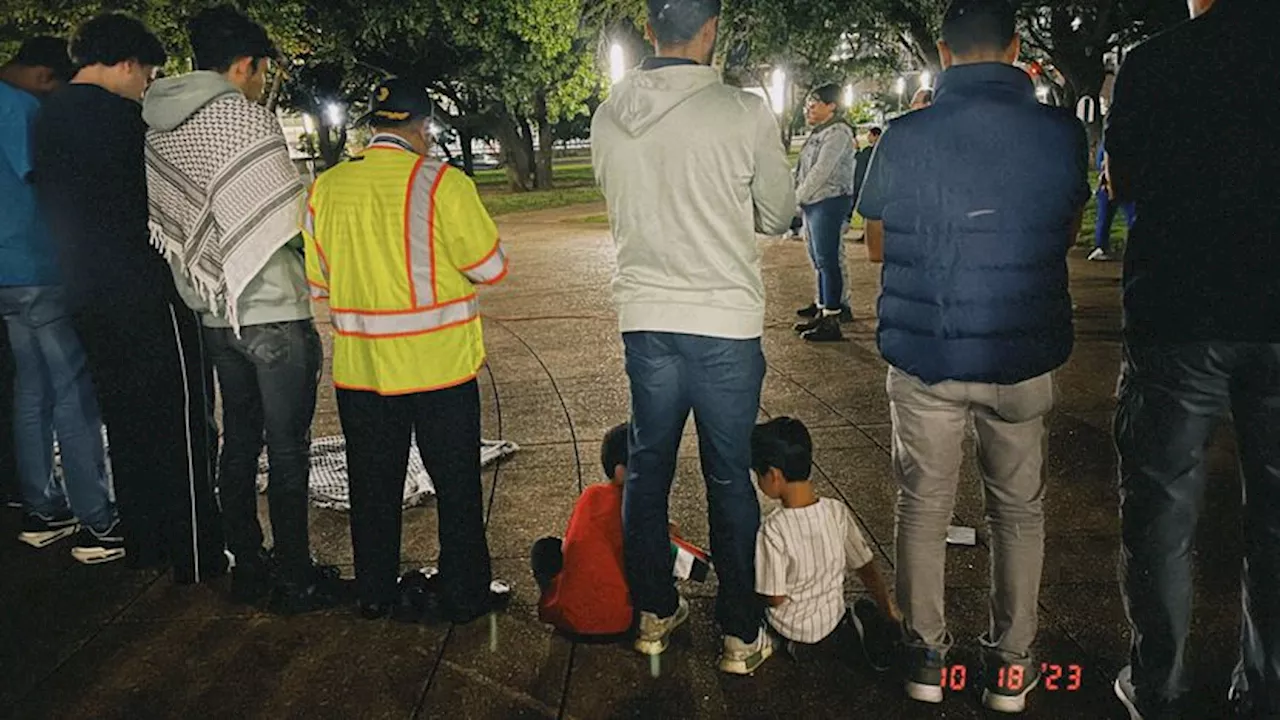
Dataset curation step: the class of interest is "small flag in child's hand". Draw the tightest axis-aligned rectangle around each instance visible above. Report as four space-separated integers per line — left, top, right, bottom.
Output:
671 535 712 581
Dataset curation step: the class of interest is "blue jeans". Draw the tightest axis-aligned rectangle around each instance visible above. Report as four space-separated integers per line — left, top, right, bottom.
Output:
205 321 321 584
804 195 856 311
1117 342 1280 715
1094 187 1136 253
0 285 113 530
623 331 765 642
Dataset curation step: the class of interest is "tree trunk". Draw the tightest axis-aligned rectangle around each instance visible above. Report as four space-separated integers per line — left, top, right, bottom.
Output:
459 130 476 176
316 121 346 170
533 91 554 190
263 66 285 112
496 116 534 192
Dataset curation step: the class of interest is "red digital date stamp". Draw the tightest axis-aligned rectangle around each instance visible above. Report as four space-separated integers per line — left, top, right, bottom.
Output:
940 664 1084 692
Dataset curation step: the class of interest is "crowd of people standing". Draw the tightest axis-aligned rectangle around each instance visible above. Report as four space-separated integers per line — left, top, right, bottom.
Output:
1 6 508 621
2 0 1278 716
597 0 1278 716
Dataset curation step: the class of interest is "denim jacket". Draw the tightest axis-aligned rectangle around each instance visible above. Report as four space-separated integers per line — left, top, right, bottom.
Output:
795 120 856 207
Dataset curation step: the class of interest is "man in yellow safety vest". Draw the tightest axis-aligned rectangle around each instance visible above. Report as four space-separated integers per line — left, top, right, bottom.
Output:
303 77 509 622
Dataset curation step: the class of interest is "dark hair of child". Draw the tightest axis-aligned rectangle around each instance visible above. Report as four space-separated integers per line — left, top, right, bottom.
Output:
601 422 630 478
750 416 812 481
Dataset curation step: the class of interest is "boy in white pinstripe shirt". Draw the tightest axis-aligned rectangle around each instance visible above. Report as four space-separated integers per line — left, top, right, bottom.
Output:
751 417 901 669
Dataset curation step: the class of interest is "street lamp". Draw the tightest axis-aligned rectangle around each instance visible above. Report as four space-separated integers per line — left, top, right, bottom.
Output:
324 102 345 128
842 83 854 108
919 70 932 89
770 68 787 115
609 42 627 84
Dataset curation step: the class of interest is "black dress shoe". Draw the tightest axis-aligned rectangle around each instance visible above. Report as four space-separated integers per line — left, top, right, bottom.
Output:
172 552 229 585
838 306 854 323
433 580 513 625
231 557 274 604
358 599 394 620
802 315 844 343
269 579 346 616
392 568 444 623
795 303 820 319
794 316 822 333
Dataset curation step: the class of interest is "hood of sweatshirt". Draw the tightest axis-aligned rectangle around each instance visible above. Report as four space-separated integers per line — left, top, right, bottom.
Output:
142 71 240 131
600 64 722 139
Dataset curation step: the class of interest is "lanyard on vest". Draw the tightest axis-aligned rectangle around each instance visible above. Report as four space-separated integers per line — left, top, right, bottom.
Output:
368 134 417 153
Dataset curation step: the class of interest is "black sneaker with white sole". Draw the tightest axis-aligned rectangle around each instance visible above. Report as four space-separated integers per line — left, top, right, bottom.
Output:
903 645 948 704
18 510 79 548
982 658 1041 714
848 598 898 672
70 521 126 564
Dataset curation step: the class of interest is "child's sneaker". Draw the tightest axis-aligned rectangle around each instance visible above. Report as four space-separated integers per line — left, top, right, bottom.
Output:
903 645 947 704
634 596 689 655
848 598 898 672
982 658 1040 713
18 510 79 548
718 626 773 675
70 521 126 564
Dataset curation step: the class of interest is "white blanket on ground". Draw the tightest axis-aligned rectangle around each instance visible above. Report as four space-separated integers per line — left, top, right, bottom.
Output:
255 437 520 511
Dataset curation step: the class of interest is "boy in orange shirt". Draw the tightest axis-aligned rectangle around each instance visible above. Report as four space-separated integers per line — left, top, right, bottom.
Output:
533 423 635 638
534 422 709 639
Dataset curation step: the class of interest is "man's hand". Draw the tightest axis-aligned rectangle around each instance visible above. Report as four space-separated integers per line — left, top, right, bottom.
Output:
865 220 885 263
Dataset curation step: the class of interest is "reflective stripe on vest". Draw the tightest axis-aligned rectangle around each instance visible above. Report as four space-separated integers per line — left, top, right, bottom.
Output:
330 295 478 338
404 156 442 307
461 244 508 285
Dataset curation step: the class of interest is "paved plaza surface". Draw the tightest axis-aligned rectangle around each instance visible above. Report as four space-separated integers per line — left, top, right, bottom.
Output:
0 206 1249 719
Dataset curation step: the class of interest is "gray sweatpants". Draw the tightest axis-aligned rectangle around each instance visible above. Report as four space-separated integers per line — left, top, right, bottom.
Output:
886 366 1055 664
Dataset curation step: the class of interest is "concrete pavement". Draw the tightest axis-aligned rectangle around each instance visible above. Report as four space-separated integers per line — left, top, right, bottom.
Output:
0 204 1247 719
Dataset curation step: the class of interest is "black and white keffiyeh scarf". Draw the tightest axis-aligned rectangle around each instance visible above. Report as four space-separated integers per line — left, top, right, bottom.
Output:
145 93 305 332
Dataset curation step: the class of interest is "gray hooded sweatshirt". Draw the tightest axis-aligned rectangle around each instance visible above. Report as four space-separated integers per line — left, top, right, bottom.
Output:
142 71 310 329
591 62 795 340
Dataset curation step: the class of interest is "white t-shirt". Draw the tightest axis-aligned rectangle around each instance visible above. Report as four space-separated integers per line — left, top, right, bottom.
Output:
755 497 875 644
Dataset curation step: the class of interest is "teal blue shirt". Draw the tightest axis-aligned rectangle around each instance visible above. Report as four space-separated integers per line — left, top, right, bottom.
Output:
0 80 59 286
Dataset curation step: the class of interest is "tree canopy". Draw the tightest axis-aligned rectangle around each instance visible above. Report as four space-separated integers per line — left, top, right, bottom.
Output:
2 0 1187 183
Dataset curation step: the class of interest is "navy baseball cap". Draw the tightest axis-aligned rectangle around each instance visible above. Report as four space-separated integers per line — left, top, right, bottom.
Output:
356 77 435 126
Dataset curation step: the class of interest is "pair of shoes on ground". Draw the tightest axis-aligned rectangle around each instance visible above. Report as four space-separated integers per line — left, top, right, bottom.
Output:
796 303 853 324
357 566 512 625
18 510 126 565
794 304 849 342
633 597 774 675
230 548 347 615
903 643 1039 714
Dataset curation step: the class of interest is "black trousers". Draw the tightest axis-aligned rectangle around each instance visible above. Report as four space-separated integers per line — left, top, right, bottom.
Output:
0 321 16 503
337 379 492 614
1117 342 1280 714
73 298 224 582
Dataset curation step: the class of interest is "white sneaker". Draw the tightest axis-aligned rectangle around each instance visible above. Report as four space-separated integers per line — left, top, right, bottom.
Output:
718 626 773 675
634 597 689 655
1114 666 1144 719
1088 247 1114 261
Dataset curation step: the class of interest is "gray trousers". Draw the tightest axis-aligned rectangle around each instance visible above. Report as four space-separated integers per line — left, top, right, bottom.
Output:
887 366 1054 664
